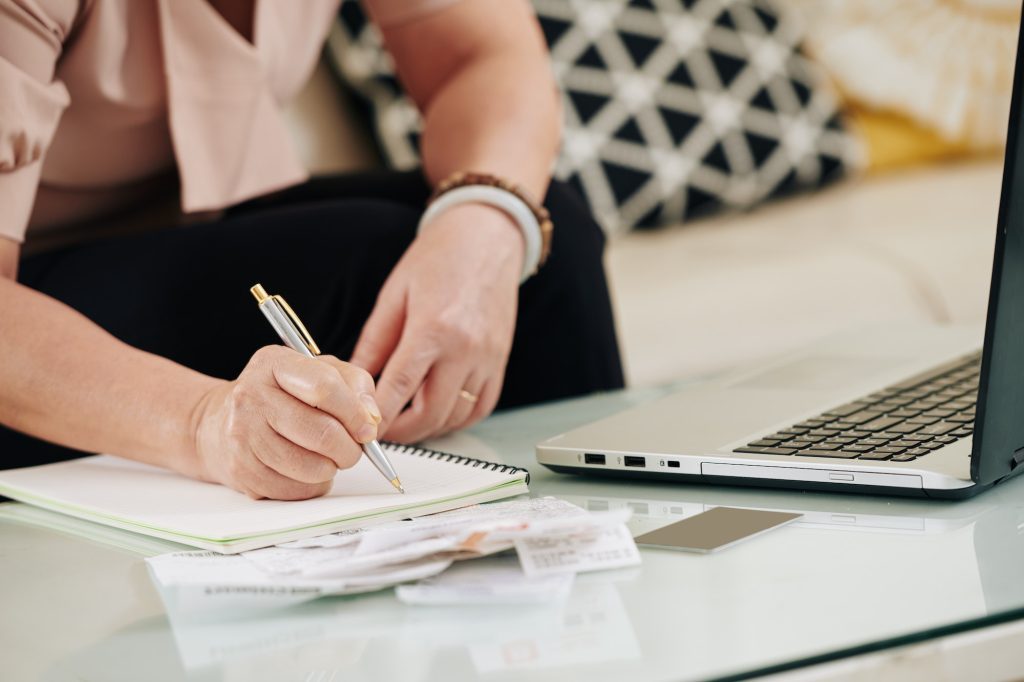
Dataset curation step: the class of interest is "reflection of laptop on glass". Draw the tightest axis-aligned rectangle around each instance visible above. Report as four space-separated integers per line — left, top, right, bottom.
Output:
537 18 1024 500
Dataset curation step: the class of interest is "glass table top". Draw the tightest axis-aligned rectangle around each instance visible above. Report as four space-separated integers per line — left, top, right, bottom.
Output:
3 386 1024 682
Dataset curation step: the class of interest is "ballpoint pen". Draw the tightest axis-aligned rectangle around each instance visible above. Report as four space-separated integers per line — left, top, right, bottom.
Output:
250 283 405 494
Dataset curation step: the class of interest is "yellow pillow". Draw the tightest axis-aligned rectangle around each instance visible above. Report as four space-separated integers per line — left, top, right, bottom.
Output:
786 0 1019 171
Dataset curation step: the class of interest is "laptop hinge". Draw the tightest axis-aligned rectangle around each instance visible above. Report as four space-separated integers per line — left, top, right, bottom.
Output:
1012 447 1024 470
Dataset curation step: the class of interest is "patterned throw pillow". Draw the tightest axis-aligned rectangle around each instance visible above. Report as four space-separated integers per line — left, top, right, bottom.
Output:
328 0 861 233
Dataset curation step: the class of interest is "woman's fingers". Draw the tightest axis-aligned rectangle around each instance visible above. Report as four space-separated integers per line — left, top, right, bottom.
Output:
374 330 439 429
350 285 406 378
386 362 475 443
238 436 334 500
449 373 491 432
444 371 486 434
320 355 382 426
256 391 360 481
265 348 380 446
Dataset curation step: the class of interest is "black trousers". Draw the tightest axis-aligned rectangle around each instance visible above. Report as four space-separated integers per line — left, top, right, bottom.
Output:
3 171 624 469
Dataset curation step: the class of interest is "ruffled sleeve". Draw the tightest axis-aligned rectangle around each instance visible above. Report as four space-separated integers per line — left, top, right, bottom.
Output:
0 0 75 244
362 0 464 27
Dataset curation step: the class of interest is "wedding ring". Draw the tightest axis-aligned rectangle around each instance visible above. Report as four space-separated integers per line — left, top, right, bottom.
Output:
458 389 480 404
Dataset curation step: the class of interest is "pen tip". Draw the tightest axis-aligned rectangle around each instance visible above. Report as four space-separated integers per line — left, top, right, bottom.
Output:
391 478 405 494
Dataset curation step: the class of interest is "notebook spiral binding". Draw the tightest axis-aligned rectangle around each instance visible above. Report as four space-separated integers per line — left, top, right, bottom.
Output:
385 443 531 484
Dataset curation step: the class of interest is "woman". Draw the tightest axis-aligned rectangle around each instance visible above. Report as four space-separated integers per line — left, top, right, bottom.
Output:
0 0 623 499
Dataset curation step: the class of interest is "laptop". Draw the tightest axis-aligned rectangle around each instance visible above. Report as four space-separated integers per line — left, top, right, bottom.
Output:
536 20 1024 500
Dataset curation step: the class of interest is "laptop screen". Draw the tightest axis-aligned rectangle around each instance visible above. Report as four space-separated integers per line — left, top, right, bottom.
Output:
973 9 1024 485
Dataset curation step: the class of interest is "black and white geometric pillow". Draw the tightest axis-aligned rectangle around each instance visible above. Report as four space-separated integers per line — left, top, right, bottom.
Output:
328 0 861 233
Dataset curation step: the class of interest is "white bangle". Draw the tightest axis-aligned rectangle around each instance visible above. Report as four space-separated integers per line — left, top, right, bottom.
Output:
418 185 543 283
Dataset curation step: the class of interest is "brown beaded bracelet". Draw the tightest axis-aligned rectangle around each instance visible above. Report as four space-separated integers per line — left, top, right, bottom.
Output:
429 171 553 267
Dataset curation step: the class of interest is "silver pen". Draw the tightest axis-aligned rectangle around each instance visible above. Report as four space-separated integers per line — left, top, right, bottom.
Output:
250 284 405 494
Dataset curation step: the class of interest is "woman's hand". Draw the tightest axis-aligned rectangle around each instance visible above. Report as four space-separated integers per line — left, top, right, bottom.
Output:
191 346 382 500
351 203 524 442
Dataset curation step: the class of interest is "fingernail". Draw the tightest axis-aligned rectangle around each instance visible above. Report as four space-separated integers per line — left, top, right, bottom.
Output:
357 422 377 443
360 393 382 424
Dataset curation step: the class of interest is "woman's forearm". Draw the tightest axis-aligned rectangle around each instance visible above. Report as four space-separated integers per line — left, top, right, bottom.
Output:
381 0 561 199
0 275 221 474
419 50 561 199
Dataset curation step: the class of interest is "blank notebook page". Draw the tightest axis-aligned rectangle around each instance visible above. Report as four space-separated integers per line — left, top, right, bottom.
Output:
0 445 528 543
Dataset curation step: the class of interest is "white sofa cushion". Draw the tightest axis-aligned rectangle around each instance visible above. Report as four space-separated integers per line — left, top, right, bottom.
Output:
609 161 1001 385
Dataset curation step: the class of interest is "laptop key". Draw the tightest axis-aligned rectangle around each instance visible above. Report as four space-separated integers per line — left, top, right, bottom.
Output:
800 449 859 458
841 411 884 426
922 408 957 418
907 416 940 425
891 454 918 462
824 402 873 417
907 448 932 457
875 446 909 455
749 439 785 447
952 428 973 437
887 422 923 434
860 417 903 432
795 420 829 429
858 451 892 460
921 422 960 436
841 445 873 453
734 447 797 456
888 408 922 418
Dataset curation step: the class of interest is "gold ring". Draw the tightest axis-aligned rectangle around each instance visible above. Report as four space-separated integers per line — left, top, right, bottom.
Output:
459 389 480 404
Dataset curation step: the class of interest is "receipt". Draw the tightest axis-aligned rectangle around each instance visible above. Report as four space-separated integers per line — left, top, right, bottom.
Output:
147 497 642 615
515 524 641 577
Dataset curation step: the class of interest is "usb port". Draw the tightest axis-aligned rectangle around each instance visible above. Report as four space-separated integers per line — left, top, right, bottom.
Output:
624 456 645 468
667 461 680 468
584 453 606 465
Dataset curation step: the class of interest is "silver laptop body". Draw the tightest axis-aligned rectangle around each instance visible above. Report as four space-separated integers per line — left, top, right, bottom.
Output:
537 326 981 497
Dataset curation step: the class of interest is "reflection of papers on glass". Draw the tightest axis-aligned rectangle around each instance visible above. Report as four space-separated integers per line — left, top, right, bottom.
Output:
396 556 574 606
147 551 452 615
468 581 642 673
147 497 640 616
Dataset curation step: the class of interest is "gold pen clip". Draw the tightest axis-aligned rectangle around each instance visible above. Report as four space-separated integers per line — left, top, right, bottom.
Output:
250 283 322 356
275 295 321 356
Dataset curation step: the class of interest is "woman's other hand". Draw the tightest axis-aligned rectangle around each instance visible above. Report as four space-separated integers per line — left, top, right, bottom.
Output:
192 346 382 500
351 204 523 442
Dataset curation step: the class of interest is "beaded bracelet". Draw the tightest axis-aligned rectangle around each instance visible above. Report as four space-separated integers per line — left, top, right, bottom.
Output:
422 172 553 279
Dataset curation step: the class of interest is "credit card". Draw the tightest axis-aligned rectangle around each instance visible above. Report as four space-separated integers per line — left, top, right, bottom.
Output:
633 506 800 553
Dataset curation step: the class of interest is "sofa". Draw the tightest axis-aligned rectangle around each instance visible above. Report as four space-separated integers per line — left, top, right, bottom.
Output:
285 62 1002 388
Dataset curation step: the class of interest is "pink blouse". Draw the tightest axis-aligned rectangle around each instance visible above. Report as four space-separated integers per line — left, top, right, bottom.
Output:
0 0 459 247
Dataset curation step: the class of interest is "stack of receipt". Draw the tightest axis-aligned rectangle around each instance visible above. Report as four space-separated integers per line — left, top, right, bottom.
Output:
147 497 641 615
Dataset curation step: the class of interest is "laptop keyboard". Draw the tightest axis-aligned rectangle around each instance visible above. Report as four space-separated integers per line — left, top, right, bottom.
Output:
734 352 982 463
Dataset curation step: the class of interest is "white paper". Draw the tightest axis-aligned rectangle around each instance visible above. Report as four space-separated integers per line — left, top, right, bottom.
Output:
515 524 641 577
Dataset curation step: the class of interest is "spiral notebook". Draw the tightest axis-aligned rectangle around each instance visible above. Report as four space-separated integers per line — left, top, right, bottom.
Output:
0 445 530 553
